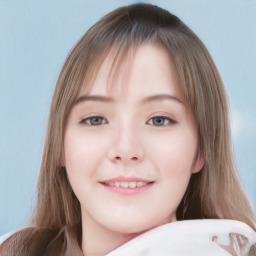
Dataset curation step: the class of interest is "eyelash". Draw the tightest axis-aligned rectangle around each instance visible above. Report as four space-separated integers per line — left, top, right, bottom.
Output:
80 115 176 127
80 116 107 126
147 116 176 126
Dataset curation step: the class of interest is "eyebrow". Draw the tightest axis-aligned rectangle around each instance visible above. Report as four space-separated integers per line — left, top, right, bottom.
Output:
74 94 182 105
75 95 114 105
141 94 182 104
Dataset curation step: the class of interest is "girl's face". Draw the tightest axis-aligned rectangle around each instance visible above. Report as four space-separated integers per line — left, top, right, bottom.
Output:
64 44 203 234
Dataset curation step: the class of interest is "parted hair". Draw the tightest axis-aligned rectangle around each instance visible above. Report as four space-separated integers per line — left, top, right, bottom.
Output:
1 3 255 255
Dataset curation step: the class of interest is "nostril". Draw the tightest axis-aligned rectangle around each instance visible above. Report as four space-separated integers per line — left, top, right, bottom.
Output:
114 156 138 161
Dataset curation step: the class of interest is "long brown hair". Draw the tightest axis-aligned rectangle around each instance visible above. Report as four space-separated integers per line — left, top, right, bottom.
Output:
1 3 255 255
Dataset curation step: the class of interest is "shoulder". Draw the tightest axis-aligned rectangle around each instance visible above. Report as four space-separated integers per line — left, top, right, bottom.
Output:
0 231 14 245
108 219 256 256
0 227 28 246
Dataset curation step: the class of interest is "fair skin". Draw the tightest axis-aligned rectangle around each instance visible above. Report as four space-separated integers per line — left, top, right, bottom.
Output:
64 44 204 255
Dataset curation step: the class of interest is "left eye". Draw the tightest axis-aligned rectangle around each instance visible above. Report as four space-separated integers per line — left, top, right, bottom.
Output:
81 116 107 126
148 116 175 126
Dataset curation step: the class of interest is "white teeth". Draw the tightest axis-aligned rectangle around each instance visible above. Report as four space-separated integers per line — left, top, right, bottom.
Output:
120 182 129 188
129 182 136 188
136 182 144 187
105 181 150 188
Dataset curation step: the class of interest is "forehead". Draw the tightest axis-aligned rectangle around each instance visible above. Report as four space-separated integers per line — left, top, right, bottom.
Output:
80 43 182 100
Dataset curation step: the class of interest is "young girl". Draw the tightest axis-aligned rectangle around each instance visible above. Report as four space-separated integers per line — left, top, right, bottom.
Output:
0 3 255 255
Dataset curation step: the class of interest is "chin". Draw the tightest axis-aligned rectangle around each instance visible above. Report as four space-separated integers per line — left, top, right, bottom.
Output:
114 225 151 236
105 217 169 235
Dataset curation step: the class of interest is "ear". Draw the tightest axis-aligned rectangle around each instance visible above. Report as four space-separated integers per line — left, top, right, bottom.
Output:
192 153 204 174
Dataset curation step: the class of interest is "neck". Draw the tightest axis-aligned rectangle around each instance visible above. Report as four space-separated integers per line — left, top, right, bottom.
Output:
80 208 176 255
81 215 141 255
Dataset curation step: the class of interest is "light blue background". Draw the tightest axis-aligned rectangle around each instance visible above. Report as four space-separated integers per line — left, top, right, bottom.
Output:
0 0 255 235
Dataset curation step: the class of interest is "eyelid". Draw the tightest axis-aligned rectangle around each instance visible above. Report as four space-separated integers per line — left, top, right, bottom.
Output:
78 112 177 126
146 113 177 126
80 115 108 125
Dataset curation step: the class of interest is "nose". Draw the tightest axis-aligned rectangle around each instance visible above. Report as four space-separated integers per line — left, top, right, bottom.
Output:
107 126 144 164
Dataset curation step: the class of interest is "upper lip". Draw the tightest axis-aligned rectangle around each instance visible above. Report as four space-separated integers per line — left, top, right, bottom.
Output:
101 176 154 183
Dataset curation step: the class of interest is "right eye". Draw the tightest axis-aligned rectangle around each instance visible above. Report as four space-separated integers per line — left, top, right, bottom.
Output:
147 116 176 127
81 116 107 126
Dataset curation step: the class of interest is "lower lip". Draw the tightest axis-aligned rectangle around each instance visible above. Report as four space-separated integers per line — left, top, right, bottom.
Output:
99 182 154 196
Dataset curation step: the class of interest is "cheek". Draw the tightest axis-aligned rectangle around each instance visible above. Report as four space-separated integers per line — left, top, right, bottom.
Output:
63 129 112 208
147 128 197 175
64 129 109 177
148 130 197 214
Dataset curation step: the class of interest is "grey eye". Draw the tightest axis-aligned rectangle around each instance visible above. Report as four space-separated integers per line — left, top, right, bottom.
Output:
148 116 175 126
84 116 107 125
152 117 166 126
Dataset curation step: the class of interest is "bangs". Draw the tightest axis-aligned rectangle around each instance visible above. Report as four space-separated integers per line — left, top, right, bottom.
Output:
60 2 207 134
80 42 139 98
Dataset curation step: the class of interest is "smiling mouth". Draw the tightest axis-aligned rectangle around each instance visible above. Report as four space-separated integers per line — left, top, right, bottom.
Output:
103 181 154 188
99 179 155 195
